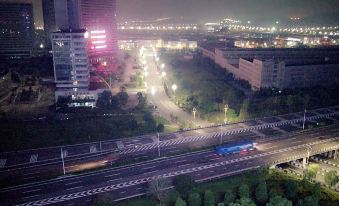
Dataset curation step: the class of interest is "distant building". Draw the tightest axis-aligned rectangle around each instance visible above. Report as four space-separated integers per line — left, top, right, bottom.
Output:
42 0 57 48
199 44 339 90
77 0 118 62
0 2 34 59
53 0 118 64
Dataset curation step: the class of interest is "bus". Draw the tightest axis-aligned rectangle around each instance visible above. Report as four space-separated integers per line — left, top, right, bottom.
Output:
215 140 255 156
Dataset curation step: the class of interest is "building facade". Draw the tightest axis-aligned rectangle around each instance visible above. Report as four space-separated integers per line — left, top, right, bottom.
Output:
53 0 118 63
78 0 118 62
199 45 339 90
51 29 95 106
0 2 34 59
42 0 57 48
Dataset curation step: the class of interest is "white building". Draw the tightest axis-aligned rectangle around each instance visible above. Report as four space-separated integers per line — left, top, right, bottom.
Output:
52 29 98 107
199 44 339 90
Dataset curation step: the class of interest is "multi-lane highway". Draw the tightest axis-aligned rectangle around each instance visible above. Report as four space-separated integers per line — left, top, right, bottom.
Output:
1 106 339 188
1 124 338 206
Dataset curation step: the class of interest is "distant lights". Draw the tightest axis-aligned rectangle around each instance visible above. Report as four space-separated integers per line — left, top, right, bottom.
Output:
92 40 106 44
90 30 105 34
95 45 107 49
91 35 106 39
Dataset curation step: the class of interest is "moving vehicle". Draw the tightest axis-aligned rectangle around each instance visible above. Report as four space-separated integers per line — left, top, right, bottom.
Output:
215 140 255 156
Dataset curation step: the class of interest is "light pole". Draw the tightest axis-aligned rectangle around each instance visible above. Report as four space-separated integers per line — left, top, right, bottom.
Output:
192 107 197 127
157 132 160 157
224 104 229 124
302 109 307 130
60 147 66 175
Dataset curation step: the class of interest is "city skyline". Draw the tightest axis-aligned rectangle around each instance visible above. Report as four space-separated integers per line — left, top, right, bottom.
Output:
118 0 339 22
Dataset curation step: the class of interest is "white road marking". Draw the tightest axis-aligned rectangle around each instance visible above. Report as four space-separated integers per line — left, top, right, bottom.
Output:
0 159 6 168
142 165 156 170
22 189 41 194
66 186 83 191
107 177 122 182
23 171 40 176
90 145 97 153
22 194 40 199
105 173 121 178
29 154 38 163
65 181 82 186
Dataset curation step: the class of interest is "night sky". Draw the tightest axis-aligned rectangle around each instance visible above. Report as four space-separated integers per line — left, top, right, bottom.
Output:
118 0 339 22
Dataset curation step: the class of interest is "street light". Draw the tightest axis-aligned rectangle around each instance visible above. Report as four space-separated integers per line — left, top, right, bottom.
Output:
151 87 156 96
224 104 229 124
192 107 197 127
302 109 307 130
171 84 177 92
161 63 165 69
157 132 160 157
161 71 166 78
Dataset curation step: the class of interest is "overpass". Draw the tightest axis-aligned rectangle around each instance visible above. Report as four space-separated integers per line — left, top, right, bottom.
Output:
1 106 339 188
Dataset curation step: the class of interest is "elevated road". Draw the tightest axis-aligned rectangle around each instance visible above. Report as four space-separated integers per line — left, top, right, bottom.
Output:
1 107 339 188
0 125 338 205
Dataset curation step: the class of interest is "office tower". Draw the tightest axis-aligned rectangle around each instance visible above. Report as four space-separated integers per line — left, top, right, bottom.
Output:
0 2 34 59
77 0 118 59
53 0 117 63
42 0 57 48
52 29 92 105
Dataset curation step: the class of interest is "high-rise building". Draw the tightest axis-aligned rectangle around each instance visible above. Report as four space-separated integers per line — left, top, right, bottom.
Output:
52 29 93 105
77 0 118 60
54 0 80 30
42 0 57 48
0 2 34 59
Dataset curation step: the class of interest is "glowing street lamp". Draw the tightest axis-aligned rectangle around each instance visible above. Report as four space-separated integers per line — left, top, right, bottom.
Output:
161 63 165 69
161 71 166 78
151 87 156 96
171 84 177 92
224 104 229 124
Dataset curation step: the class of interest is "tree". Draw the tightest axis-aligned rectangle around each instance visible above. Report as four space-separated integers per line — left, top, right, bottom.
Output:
204 190 215 206
229 198 256 206
217 203 224 206
148 176 169 203
92 194 115 206
302 195 318 206
239 183 250 199
116 91 129 106
304 164 319 180
284 180 298 199
324 170 338 187
255 181 268 203
188 192 201 206
175 197 187 206
223 189 235 205
157 124 165 133
173 175 195 198
266 196 292 206
311 183 321 201
97 91 113 109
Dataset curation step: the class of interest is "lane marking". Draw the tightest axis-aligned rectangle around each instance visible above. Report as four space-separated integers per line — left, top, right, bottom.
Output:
22 194 40 200
29 154 38 163
0 159 6 168
65 181 82 186
22 189 41 194
66 186 83 191
105 173 121 178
